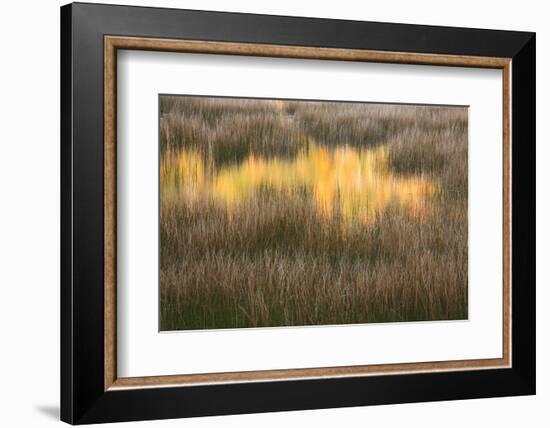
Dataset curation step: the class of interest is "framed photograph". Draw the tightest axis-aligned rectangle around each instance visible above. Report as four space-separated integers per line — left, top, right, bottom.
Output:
60 2 535 424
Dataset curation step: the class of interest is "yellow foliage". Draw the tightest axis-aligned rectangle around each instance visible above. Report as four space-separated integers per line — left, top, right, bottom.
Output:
161 142 438 226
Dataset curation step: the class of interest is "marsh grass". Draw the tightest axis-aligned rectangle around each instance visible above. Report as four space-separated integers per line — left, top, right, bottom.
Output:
159 96 468 331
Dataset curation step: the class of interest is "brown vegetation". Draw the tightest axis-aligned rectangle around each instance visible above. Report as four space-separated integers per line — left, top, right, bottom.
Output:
159 96 468 330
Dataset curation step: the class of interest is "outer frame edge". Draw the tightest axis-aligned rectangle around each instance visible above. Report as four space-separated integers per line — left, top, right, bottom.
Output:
510 33 536 395
60 3 75 425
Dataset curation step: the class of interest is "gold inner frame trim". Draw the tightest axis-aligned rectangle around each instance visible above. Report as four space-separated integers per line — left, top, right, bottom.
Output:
104 35 512 391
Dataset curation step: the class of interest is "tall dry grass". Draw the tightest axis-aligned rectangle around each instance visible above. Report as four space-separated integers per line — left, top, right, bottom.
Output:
159 96 468 330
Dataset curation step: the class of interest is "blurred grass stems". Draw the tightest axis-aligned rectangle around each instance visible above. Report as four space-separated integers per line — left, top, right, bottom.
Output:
159 96 468 330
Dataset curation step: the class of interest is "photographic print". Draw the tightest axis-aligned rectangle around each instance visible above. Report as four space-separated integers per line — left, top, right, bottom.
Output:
159 95 468 331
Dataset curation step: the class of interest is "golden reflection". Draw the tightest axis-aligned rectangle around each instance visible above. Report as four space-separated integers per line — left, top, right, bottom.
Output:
161 142 438 225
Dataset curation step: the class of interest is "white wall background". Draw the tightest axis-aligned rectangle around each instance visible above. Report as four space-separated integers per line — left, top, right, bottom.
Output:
0 0 546 426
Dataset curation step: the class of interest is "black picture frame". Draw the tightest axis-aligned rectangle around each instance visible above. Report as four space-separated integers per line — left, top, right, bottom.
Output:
61 2 535 424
